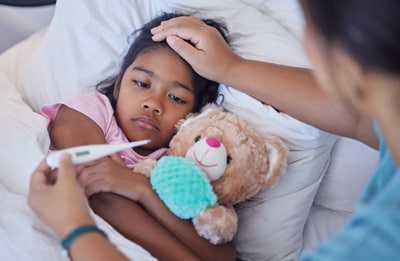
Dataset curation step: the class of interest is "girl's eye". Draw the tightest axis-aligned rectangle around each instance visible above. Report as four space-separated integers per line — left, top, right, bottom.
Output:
133 80 149 88
169 94 186 104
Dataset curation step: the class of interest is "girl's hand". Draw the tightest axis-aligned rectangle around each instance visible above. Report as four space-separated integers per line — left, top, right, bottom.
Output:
78 157 151 201
151 16 241 84
28 154 94 239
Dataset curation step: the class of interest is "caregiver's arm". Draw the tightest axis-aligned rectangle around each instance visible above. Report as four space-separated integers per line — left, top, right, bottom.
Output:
224 59 376 149
28 156 129 261
151 16 377 149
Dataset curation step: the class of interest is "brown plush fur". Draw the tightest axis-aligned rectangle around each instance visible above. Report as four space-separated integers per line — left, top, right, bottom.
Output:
168 104 288 206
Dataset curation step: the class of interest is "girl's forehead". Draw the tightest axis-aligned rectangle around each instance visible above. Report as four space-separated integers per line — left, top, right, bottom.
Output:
137 46 181 59
127 47 194 90
131 47 190 71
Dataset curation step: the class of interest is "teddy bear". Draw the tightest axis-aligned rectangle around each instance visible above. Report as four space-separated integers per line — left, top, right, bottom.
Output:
134 104 288 244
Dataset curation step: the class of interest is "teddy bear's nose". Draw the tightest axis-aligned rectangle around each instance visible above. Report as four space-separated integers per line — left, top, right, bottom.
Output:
206 137 221 148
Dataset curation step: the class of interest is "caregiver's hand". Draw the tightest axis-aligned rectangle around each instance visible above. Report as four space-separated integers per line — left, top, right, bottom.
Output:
28 154 94 239
151 16 241 84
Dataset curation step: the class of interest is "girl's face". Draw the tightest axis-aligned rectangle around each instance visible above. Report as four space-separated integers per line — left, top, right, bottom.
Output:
113 48 195 155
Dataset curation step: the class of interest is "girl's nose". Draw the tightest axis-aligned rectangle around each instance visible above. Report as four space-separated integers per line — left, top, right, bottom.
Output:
142 98 162 115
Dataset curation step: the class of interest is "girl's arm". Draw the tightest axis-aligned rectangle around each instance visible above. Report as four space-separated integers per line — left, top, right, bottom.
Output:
50 105 124 163
90 193 236 261
50 105 107 148
151 16 378 148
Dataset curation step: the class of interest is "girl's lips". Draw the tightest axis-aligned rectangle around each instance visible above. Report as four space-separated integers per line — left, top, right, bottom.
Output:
132 116 160 131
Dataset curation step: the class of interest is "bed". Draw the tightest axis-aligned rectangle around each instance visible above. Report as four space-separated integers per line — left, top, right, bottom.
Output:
0 0 379 260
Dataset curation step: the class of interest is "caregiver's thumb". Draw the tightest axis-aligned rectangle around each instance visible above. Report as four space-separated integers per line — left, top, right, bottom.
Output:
56 153 77 183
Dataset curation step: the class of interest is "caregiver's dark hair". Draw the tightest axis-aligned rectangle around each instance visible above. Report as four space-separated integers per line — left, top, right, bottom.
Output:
97 12 229 112
300 0 400 76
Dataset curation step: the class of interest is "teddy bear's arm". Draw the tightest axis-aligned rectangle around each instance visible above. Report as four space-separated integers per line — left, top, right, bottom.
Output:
192 205 238 245
133 158 158 178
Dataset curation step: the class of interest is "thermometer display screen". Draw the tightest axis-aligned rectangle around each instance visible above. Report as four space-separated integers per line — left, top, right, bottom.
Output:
75 150 90 157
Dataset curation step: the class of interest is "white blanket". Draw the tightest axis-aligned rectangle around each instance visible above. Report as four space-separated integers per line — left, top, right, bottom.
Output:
0 183 157 260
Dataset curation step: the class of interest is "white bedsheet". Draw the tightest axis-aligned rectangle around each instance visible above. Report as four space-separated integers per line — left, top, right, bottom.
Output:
0 183 156 260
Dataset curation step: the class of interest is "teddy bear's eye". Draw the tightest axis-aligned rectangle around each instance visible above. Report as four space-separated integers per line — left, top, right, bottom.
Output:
195 136 201 142
227 155 232 164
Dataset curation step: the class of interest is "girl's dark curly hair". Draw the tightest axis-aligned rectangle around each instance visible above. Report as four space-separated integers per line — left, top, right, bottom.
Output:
96 12 229 113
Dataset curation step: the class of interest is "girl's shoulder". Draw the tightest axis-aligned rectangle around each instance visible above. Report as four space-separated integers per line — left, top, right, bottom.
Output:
66 91 112 110
72 91 108 103
55 91 115 131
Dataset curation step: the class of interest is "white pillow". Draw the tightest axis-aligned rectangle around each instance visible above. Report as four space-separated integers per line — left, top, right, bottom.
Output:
14 0 169 112
0 72 49 195
314 137 378 212
9 0 312 113
220 86 337 260
300 138 378 251
239 0 309 67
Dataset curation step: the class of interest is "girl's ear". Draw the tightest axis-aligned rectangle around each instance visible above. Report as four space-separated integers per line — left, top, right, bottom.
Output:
113 72 123 100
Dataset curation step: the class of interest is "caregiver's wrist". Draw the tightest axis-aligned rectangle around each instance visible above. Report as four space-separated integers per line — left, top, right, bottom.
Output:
222 54 246 87
57 217 96 239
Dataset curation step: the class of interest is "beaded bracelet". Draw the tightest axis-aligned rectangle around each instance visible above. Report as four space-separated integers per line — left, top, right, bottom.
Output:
61 225 108 251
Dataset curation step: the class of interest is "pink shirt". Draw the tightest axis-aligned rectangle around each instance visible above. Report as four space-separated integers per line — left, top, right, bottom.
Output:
41 91 168 169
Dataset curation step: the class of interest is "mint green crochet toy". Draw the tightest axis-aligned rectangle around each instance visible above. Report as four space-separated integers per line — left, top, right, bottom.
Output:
150 156 218 219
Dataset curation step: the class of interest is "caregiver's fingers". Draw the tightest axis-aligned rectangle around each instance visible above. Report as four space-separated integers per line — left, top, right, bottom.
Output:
151 15 235 83
28 159 54 210
164 35 203 68
29 159 53 188
151 16 206 43
33 158 52 175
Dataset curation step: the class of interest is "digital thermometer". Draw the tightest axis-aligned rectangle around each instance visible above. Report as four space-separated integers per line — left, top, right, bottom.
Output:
46 139 151 169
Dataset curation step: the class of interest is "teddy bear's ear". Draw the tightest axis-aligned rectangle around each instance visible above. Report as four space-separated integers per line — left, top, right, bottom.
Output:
262 136 288 187
174 118 186 131
175 112 197 131
200 103 224 113
179 104 224 131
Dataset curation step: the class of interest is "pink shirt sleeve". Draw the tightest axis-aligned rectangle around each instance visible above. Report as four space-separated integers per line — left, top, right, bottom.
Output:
41 91 114 134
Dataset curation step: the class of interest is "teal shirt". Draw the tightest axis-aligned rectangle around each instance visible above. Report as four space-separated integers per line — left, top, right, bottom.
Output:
301 124 400 261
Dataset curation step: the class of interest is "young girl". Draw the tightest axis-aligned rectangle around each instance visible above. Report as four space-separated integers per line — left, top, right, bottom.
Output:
41 13 235 260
